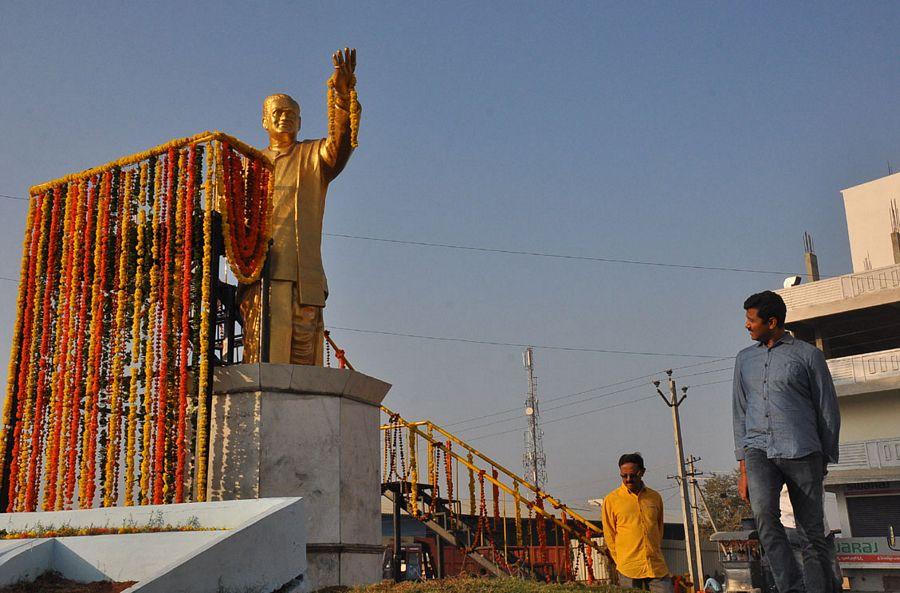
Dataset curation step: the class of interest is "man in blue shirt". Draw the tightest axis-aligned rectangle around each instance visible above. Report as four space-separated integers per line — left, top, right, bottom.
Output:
733 290 841 593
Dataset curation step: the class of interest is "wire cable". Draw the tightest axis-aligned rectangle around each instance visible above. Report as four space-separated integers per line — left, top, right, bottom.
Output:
329 325 728 358
326 232 815 277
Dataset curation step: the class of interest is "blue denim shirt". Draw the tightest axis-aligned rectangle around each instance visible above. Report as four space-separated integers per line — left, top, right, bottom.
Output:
732 332 841 463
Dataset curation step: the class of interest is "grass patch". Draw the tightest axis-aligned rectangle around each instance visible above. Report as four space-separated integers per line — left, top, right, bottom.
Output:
334 577 633 593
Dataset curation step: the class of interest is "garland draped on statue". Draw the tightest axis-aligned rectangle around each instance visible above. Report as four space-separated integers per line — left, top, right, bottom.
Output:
0 131 272 512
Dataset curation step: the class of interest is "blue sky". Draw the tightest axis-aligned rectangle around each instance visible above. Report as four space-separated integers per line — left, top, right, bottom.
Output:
1 1 898 518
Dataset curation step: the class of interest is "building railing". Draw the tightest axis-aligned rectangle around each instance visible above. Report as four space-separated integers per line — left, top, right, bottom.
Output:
777 263 900 310
830 439 900 472
828 347 900 387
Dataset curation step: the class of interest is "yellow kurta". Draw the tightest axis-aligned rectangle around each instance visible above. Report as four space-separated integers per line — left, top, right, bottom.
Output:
239 92 355 364
601 483 670 579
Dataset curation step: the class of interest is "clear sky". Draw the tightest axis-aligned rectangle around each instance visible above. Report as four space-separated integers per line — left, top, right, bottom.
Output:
1 2 898 520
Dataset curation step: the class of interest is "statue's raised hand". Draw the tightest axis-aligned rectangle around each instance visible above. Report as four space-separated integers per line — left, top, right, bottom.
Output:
331 48 357 95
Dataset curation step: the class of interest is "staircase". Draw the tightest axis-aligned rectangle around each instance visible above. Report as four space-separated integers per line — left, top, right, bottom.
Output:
380 406 610 583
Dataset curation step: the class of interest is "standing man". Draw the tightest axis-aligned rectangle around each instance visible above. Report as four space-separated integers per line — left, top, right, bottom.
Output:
733 290 841 593
240 48 359 365
601 453 673 593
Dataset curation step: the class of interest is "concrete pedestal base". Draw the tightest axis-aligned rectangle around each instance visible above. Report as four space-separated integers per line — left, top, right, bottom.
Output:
207 364 391 590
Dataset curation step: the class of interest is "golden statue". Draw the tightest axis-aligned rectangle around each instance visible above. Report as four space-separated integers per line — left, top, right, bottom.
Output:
240 48 358 365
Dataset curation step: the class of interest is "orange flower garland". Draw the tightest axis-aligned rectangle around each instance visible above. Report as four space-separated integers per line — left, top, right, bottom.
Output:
65 178 97 509
103 170 133 507
124 162 148 506
25 187 64 511
3 131 270 511
175 146 196 503
1 193 40 508
55 179 87 510
43 183 77 510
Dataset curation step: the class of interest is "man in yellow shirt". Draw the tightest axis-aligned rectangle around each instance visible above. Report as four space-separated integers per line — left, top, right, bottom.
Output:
601 453 673 592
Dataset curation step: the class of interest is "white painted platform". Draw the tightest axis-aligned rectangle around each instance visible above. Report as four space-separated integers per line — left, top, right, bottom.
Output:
0 497 306 593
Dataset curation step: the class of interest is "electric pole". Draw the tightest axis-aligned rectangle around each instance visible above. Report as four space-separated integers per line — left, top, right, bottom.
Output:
523 347 546 490
686 454 705 582
654 370 699 590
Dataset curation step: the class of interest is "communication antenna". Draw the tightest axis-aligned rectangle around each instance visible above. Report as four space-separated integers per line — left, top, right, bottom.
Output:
522 347 547 490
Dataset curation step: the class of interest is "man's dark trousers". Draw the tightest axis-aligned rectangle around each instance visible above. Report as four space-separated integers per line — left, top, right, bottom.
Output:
745 448 834 593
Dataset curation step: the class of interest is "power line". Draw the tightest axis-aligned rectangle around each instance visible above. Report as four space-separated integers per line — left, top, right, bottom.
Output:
467 377 732 442
326 232 812 277
447 359 735 430
0 194 29 202
328 325 727 359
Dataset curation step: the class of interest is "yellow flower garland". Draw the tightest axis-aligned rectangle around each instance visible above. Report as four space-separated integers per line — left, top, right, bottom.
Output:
103 170 133 507
124 163 148 506
0 194 38 485
16 192 53 511
80 174 113 509
30 131 269 196
140 161 163 505
194 142 214 502
42 183 76 510
55 179 87 510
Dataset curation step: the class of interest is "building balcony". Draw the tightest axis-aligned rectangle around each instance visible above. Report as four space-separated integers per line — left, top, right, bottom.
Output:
829 347 900 396
777 263 900 323
826 438 900 487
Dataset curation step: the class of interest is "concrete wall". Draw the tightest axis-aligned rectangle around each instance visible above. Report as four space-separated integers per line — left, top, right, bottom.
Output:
839 390 900 442
841 172 900 273
207 364 390 590
0 498 307 593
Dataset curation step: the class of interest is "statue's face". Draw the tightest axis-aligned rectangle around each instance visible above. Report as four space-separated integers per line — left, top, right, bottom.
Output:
263 96 301 139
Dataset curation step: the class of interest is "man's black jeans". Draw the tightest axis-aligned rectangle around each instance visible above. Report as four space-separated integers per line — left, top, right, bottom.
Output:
745 448 834 593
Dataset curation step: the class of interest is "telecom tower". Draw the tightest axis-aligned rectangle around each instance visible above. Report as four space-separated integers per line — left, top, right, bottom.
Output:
522 347 547 489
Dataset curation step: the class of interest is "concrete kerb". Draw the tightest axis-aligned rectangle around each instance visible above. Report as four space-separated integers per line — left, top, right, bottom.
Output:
0 497 307 593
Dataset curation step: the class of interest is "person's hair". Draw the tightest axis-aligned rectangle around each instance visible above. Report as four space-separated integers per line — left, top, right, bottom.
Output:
743 290 786 327
618 452 645 470
262 93 301 120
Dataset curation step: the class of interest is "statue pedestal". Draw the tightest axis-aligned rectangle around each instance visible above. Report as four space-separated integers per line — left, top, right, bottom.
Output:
207 364 391 590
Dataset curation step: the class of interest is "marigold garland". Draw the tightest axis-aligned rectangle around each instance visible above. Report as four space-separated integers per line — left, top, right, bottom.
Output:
194 143 214 503
4 131 271 511
102 170 133 507
65 178 97 509
80 171 113 509
217 142 273 283
24 188 64 511
55 179 87 510
140 158 163 504
43 183 77 510
11 192 52 510
152 149 176 505
0 194 39 497
124 163 148 506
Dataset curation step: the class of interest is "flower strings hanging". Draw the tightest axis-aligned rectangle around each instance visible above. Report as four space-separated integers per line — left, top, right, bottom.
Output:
1 131 272 511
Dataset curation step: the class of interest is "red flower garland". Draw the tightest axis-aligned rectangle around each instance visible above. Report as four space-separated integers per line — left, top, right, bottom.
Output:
65 178 97 508
220 143 271 282
6 193 45 510
82 171 113 508
153 149 176 504
175 146 196 503
44 183 78 509
25 187 64 511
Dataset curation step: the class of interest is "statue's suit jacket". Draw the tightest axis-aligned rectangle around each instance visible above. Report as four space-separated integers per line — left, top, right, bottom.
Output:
264 108 354 307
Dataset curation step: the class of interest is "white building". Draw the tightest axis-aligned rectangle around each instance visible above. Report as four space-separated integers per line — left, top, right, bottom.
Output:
777 172 900 591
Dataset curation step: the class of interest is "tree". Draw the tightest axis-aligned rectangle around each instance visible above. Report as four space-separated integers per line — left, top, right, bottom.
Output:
698 469 752 538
